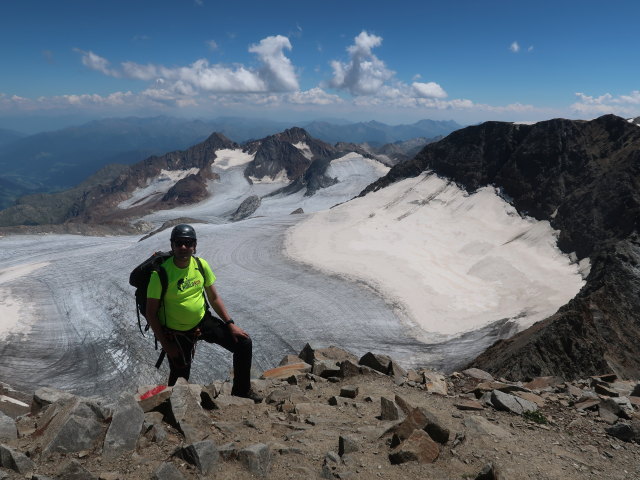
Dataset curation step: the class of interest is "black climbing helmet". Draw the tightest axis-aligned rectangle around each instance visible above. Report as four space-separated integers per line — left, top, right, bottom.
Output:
170 224 197 242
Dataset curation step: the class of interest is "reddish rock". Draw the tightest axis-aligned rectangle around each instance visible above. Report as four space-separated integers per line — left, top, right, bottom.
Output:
454 399 484 411
514 391 546 408
261 363 311 380
524 376 564 390
594 384 619 397
389 430 439 464
574 398 600 410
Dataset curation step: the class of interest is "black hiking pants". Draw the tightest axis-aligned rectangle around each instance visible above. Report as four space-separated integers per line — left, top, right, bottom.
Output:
166 311 252 397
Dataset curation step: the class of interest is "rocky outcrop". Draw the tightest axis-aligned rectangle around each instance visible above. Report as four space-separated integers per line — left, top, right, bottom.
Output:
0 345 638 479
245 127 341 196
362 114 640 380
230 195 261 221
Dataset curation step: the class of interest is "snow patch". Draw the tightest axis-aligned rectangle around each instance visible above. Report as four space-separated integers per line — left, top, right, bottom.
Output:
250 169 289 184
118 168 199 209
213 148 255 170
292 142 313 159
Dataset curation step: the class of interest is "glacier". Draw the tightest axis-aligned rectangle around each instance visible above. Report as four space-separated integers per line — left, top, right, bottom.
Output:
0 152 585 398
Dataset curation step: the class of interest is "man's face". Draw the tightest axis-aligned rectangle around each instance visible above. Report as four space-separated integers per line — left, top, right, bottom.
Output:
172 237 196 260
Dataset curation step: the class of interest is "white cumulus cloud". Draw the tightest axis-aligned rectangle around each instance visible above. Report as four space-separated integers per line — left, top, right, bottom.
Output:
412 82 448 99
78 35 299 95
248 35 299 91
329 31 394 96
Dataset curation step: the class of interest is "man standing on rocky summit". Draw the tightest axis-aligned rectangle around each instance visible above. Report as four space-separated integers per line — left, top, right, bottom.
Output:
145 224 256 399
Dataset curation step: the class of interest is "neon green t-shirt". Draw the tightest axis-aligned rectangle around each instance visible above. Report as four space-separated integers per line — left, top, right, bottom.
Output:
147 256 216 331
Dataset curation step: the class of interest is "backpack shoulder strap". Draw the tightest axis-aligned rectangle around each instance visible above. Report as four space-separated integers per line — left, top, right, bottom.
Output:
158 265 168 300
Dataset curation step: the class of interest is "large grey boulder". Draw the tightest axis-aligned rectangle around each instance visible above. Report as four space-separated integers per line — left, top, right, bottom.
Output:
0 444 34 474
239 443 271 477
169 379 210 443
0 412 17 441
31 387 76 414
231 195 261 221
39 398 105 455
102 394 145 459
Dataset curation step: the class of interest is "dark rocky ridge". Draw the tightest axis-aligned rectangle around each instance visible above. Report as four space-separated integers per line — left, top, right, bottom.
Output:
362 114 640 380
245 127 342 196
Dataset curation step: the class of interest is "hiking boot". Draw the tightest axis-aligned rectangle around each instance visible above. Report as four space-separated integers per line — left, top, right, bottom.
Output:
234 388 263 404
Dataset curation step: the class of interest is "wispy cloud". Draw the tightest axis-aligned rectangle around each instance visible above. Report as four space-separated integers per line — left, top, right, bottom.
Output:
510 41 520 53
571 91 640 117
74 49 120 77
206 40 218 51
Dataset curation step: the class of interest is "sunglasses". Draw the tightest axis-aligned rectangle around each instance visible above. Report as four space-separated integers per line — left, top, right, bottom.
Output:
173 239 196 248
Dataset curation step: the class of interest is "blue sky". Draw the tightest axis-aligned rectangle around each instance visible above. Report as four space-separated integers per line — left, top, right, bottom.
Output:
1 0 639 131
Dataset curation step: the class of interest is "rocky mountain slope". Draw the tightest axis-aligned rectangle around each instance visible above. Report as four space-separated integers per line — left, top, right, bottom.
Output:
0 344 638 480
362 114 640 381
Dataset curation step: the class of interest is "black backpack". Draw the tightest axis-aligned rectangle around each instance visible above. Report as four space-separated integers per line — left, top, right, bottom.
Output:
129 251 172 335
129 251 208 334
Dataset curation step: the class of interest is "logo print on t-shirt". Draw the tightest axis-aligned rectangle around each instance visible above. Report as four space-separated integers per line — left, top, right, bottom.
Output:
177 277 201 292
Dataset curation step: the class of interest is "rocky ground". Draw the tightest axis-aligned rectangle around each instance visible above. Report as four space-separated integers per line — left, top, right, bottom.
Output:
0 344 639 480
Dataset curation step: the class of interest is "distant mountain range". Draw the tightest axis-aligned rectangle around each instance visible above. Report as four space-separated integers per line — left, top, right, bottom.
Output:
0 116 460 209
0 126 397 227
0 128 26 147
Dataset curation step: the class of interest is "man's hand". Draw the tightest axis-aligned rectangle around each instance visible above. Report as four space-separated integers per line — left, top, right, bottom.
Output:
228 323 250 343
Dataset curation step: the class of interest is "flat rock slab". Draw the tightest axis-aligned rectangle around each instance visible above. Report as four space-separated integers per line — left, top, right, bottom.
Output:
423 372 448 395
463 416 512 439
461 368 494 381
389 429 439 464
523 376 564 391
213 394 255 408
262 363 311 380
513 391 546 408
491 390 538 415
31 387 76 414
594 384 619 397
454 399 484 411
574 398 600 410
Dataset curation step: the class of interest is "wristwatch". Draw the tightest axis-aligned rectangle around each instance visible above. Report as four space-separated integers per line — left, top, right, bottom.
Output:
224 319 235 326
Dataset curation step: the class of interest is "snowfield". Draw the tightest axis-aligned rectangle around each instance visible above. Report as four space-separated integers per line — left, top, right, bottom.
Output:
286 172 586 339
